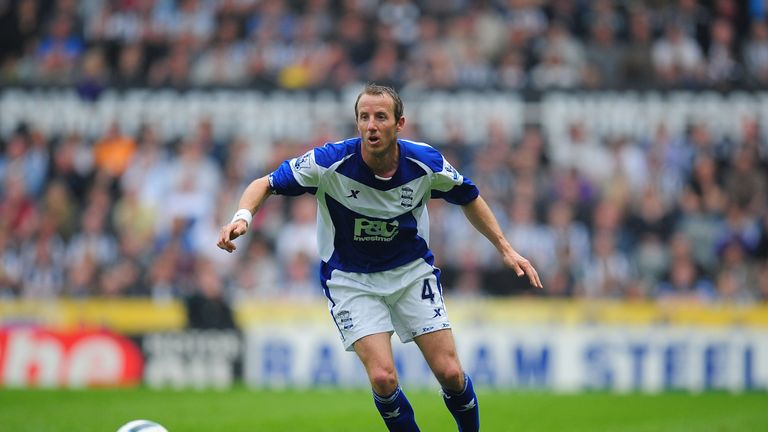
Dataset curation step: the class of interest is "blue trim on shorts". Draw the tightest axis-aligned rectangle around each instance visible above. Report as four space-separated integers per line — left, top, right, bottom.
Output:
320 262 344 340
432 267 443 295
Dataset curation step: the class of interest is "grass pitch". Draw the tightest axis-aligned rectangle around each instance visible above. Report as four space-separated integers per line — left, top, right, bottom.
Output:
1 387 766 431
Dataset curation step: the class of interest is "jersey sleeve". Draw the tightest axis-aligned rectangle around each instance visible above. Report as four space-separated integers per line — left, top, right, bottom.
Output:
268 149 320 196
430 157 479 205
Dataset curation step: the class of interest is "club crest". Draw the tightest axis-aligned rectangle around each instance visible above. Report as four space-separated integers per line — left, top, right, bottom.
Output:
400 186 414 207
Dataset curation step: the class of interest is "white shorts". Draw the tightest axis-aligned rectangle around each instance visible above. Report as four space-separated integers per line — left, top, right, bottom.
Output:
323 259 451 351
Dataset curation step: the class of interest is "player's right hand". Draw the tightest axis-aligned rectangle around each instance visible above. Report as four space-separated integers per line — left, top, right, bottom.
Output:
217 219 248 253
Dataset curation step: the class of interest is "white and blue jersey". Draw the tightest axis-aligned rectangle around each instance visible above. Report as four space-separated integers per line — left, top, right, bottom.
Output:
268 137 479 275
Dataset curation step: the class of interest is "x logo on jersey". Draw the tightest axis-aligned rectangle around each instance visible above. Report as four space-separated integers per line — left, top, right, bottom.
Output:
432 308 442 318
347 189 360 199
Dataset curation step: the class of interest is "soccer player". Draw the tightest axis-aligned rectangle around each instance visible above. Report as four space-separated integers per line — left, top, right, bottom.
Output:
217 84 542 431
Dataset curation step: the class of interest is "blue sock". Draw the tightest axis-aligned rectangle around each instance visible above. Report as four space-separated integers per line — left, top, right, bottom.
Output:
373 386 420 432
441 373 480 432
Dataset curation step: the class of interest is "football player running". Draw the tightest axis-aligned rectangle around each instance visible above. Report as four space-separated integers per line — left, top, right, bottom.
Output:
218 84 542 431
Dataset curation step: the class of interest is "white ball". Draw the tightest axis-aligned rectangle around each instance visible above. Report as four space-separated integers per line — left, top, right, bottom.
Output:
116 419 169 432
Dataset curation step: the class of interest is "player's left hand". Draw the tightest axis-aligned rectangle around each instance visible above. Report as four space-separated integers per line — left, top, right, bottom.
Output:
503 250 543 289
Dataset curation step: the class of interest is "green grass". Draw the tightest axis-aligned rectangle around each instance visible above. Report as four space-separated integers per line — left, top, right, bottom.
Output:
1 388 767 431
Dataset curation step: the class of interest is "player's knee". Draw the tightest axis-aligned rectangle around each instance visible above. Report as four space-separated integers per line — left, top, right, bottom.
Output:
435 364 464 391
369 367 398 395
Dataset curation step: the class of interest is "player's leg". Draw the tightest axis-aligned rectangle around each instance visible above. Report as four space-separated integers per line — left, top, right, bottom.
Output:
354 332 399 395
354 333 420 432
386 261 479 432
415 329 479 432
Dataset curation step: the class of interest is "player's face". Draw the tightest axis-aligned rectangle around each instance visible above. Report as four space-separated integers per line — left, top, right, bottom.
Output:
356 93 405 158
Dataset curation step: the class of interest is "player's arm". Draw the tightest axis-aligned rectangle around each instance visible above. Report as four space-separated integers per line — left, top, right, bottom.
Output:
217 176 271 253
461 196 543 289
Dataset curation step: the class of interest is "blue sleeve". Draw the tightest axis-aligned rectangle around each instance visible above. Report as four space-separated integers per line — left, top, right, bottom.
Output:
268 160 318 196
431 177 480 205
423 145 479 205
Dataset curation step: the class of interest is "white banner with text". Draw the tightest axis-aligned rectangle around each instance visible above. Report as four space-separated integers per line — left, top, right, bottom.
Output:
244 324 768 392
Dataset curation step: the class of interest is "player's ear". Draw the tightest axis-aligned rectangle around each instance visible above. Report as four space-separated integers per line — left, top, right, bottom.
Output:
396 116 405 133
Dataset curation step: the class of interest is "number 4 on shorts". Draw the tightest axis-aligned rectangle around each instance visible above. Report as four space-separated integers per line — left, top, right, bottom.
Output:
421 279 435 303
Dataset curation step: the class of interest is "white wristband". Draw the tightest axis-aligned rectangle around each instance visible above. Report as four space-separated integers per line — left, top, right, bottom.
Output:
230 209 252 227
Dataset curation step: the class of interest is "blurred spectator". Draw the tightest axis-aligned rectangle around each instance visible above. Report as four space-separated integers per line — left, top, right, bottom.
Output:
49 131 93 203
621 5 655 87
75 48 108 101
471 131 514 203
113 43 146 87
121 124 171 212
66 201 118 269
274 195 319 266
234 233 280 299
336 12 375 69
706 18 740 85
0 0 45 68
377 0 420 46
757 262 768 301
185 258 237 329
0 126 49 198
631 232 668 289
583 18 623 87
36 12 84 82
496 48 528 89
0 229 22 298
714 235 758 304
503 0 548 40
162 137 222 238
715 204 762 257
530 22 584 89
93 120 138 178
192 16 248 85
20 230 66 298
688 154 727 215
552 122 613 187
64 251 97 297
505 197 550 276
99 259 143 297
675 187 720 269
580 229 631 298
40 179 77 240
660 0 711 46
282 250 319 299
627 187 675 246
0 175 39 242
608 137 650 198
656 255 716 303
147 246 181 301
652 23 705 86
541 199 590 281
113 188 156 250
147 44 193 87
154 0 215 47
725 147 767 212
757 213 768 260
743 21 768 84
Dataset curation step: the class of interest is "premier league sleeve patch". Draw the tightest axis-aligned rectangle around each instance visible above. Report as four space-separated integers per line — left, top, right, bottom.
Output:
442 160 460 182
294 150 313 170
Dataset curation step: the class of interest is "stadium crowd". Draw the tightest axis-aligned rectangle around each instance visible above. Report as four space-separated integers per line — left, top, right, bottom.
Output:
1 0 768 90
1 0 768 304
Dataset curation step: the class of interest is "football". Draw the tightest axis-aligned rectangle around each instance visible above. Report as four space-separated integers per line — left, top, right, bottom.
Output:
116 419 169 432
